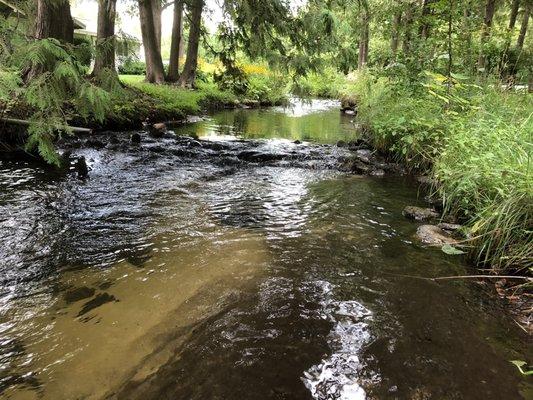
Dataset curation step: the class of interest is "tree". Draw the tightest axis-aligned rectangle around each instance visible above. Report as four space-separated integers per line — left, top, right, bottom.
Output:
152 0 162 50
390 9 402 58
516 0 530 50
167 0 184 82
138 0 166 83
509 0 521 30
357 0 370 69
178 0 204 88
402 1 415 54
419 0 435 39
34 0 74 42
478 0 497 71
93 0 117 77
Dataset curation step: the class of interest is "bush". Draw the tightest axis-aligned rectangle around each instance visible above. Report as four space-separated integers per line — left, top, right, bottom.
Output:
291 67 347 98
118 59 146 75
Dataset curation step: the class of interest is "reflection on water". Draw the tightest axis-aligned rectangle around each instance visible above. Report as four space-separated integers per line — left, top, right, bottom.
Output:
183 98 358 143
0 100 531 399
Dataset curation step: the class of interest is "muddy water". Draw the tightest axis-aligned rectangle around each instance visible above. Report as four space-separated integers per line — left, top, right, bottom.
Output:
0 100 531 399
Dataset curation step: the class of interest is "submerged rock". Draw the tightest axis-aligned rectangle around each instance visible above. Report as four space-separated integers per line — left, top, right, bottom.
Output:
416 225 458 245
85 138 106 149
64 287 95 304
403 206 440 222
77 293 118 317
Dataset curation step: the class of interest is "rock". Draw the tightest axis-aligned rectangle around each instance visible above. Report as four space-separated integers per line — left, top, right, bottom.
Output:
77 293 118 317
75 156 89 178
237 150 286 162
343 109 356 115
403 206 440 222
417 175 437 186
340 94 357 111
438 222 462 232
347 139 369 150
437 222 464 239
293 140 302 145
370 169 385 177
64 286 96 304
109 135 120 145
416 225 458 245
354 149 372 163
85 138 106 149
150 122 167 138
131 132 141 144
340 158 370 174
336 140 347 148
187 139 203 148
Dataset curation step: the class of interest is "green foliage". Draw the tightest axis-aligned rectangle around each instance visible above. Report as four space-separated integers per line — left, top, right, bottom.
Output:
351 71 532 273
291 66 346 98
118 59 146 75
0 36 118 165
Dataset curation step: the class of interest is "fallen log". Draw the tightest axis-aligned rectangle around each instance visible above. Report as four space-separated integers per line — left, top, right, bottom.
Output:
1 118 93 134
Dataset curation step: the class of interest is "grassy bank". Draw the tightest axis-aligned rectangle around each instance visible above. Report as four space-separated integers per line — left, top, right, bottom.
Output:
349 72 532 274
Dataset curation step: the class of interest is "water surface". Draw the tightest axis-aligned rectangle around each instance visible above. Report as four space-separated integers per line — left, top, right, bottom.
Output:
0 99 530 399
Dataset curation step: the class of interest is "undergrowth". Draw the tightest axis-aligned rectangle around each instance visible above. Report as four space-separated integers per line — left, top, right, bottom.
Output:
351 72 532 274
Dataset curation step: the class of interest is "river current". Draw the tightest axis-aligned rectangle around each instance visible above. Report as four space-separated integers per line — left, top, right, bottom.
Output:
0 99 530 399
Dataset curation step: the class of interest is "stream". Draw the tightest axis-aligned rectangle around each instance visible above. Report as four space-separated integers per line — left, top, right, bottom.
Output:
0 99 531 399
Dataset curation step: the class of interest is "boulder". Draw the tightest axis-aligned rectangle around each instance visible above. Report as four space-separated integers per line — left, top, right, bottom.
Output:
340 94 357 111
85 138 106 149
416 225 458 245
403 206 440 222
354 149 372 163
150 122 167 138
75 156 89 178
131 132 141 144
336 140 347 148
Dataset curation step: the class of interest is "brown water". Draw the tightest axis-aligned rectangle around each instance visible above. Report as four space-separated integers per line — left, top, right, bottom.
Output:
0 99 531 399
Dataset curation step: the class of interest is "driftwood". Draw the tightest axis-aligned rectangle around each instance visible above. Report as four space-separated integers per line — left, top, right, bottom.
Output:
1 118 92 134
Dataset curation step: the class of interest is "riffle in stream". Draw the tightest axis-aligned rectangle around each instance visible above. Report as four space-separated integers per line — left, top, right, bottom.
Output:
0 100 530 399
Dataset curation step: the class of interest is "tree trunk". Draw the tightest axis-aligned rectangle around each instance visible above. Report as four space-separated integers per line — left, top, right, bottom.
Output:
477 0 497 71
34 0 74 42
152 0 162 50
27 0 74 82
402 2 414 55
390 11 402 57
419 0 434 39
139 0 166 83
357 0 370 69
93 0 117 76
167 0 184 82
509 0 521 29
517 1 530 49
178 0 204 88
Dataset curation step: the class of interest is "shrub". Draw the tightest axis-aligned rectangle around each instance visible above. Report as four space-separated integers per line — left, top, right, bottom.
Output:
118 59 146 75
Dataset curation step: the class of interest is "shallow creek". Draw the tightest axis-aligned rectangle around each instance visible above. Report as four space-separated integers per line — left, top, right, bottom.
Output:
0 99 531 399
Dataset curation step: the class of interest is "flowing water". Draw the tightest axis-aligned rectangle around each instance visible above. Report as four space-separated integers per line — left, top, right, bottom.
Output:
0 99 531 399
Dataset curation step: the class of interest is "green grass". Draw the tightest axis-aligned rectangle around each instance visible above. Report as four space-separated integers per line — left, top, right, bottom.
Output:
352 72 533 274
119 75 237 114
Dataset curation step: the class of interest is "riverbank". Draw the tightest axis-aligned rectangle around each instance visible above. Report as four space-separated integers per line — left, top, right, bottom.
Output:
345 72 531 290
0 73 289 163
